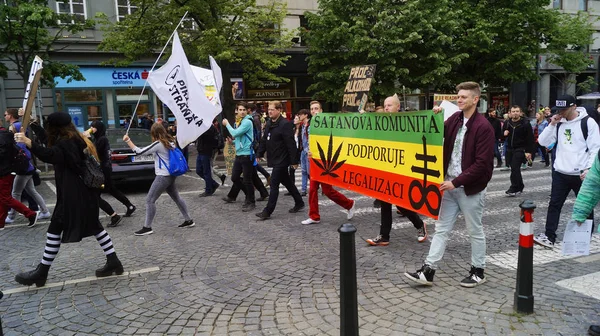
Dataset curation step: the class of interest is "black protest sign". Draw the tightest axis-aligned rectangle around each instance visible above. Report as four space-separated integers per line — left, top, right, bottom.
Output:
341 65 376 112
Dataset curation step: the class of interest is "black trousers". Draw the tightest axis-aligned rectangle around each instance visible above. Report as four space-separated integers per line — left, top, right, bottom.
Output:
264 166 304 214
380 202 423 240
228 156 268 204
506 148 525 192
99 169 133 215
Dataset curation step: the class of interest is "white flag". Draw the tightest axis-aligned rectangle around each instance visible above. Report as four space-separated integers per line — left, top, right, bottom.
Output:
147 32 219 148
190 65 222 113
22 55 43 110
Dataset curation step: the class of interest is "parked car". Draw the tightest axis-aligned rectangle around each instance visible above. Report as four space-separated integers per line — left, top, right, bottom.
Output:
106 128 155 183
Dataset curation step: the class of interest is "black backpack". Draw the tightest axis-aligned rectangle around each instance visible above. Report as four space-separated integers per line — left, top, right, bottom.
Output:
11 144 30 175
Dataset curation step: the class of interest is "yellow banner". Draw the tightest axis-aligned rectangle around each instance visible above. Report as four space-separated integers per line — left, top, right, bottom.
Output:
310 134 443 184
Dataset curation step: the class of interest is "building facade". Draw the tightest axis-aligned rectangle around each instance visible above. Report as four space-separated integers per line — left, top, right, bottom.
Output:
511 0 600 114
0 0 317 129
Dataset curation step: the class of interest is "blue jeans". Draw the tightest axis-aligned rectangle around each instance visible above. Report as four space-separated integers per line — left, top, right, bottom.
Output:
196 154 218 193
545 171 593 242
426 188 487 269
300 151 309 192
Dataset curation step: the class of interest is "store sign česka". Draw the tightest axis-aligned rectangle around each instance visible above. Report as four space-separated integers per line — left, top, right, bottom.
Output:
54 67 151 88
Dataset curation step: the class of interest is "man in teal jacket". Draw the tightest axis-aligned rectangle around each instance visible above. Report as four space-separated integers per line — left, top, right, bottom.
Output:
222 103 259 211
570 150 599 336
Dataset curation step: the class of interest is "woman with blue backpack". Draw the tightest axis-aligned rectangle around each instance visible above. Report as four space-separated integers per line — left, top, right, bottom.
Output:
123 123 194 236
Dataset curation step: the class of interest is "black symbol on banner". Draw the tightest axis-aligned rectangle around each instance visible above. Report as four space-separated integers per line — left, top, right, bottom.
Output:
409 135 442 216
312 133 345 178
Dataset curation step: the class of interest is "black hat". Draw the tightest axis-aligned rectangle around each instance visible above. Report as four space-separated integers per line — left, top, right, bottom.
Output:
47 112 72 127
553 95 576 111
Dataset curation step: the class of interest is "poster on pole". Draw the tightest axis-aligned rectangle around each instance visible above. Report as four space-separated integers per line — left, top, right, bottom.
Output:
223 141 236 176
342 65 376 112
309 111 444 219
22 56 43 111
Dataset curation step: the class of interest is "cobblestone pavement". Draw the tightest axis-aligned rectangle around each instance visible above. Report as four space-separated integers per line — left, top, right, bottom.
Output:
0 160 599 335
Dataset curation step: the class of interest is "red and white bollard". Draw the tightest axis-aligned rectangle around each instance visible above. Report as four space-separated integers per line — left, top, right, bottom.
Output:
514 200 536 314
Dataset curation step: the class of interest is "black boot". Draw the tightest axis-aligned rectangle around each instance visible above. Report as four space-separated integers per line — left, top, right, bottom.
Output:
96 253 124 277
15 263 50 287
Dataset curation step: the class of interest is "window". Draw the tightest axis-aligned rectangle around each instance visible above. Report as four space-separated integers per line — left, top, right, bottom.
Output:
299 15 309 46
553 0 562 9
115 0 138 21
56 0 87 23
579 0 588 10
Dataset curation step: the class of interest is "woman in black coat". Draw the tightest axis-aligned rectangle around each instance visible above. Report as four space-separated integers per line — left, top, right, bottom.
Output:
89 120 136 226
13 112 124 287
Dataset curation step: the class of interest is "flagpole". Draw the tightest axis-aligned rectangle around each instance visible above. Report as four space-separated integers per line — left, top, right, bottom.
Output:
126 11 189 135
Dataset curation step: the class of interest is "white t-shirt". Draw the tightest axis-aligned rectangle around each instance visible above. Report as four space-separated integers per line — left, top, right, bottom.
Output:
133 141 175 176
446 117 468 182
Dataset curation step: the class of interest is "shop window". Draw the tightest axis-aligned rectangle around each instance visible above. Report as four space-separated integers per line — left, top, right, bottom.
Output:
63 89 102 102
115 88 148 101
55 91 63 113
56 0 87 24
116 0 138 21
87 105 102 125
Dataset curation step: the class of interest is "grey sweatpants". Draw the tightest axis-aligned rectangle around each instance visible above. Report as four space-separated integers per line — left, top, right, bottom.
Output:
9 174 48 218
144 175 191 228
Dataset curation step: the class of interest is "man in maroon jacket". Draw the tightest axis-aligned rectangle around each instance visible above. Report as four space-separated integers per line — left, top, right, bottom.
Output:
405 81 495 288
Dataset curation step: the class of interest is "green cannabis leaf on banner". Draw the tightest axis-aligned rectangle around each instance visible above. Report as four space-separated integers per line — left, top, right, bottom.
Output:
312 133 345 178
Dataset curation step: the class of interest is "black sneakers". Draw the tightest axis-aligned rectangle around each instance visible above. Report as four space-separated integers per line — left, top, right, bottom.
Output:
288 204 305 213
366 235 389 246
124 205 136 217
404 264 435 286
242 203 256 212
107 214 123 228
257 194 269 202
178 220 195 228
255 211 270 220
134 227 154 236
460 266 486 288
222 196 236 203
27 212 39 227
417 225 428 242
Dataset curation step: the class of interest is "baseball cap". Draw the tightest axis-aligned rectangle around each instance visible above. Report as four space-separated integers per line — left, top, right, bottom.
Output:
553 95 576 111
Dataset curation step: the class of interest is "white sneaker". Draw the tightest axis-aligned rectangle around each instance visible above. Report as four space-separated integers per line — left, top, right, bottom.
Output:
5 216 14 224
533 233 554 248
301 218 320 225
38 211 52 220
347 201 356 220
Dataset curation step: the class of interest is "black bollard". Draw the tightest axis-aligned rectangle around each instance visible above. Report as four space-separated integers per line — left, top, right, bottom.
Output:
514 200 536 314
338 223 358 336
0 290 3 336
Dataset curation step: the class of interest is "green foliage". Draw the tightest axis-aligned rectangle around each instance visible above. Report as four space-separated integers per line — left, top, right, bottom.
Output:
305 0 595 103
0 0 93 86
98 0 294 120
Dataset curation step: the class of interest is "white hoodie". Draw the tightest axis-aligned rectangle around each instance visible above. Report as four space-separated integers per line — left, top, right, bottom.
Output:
538 107 600 175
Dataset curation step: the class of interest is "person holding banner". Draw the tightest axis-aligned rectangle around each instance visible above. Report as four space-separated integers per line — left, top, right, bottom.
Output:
366 95 427 244
301 101 355 225
405 82 494 288
123 123 195 235
13 112 124 287
255 101 305 220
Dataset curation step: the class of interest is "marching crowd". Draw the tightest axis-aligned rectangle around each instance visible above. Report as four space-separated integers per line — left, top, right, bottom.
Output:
1 82 599 336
